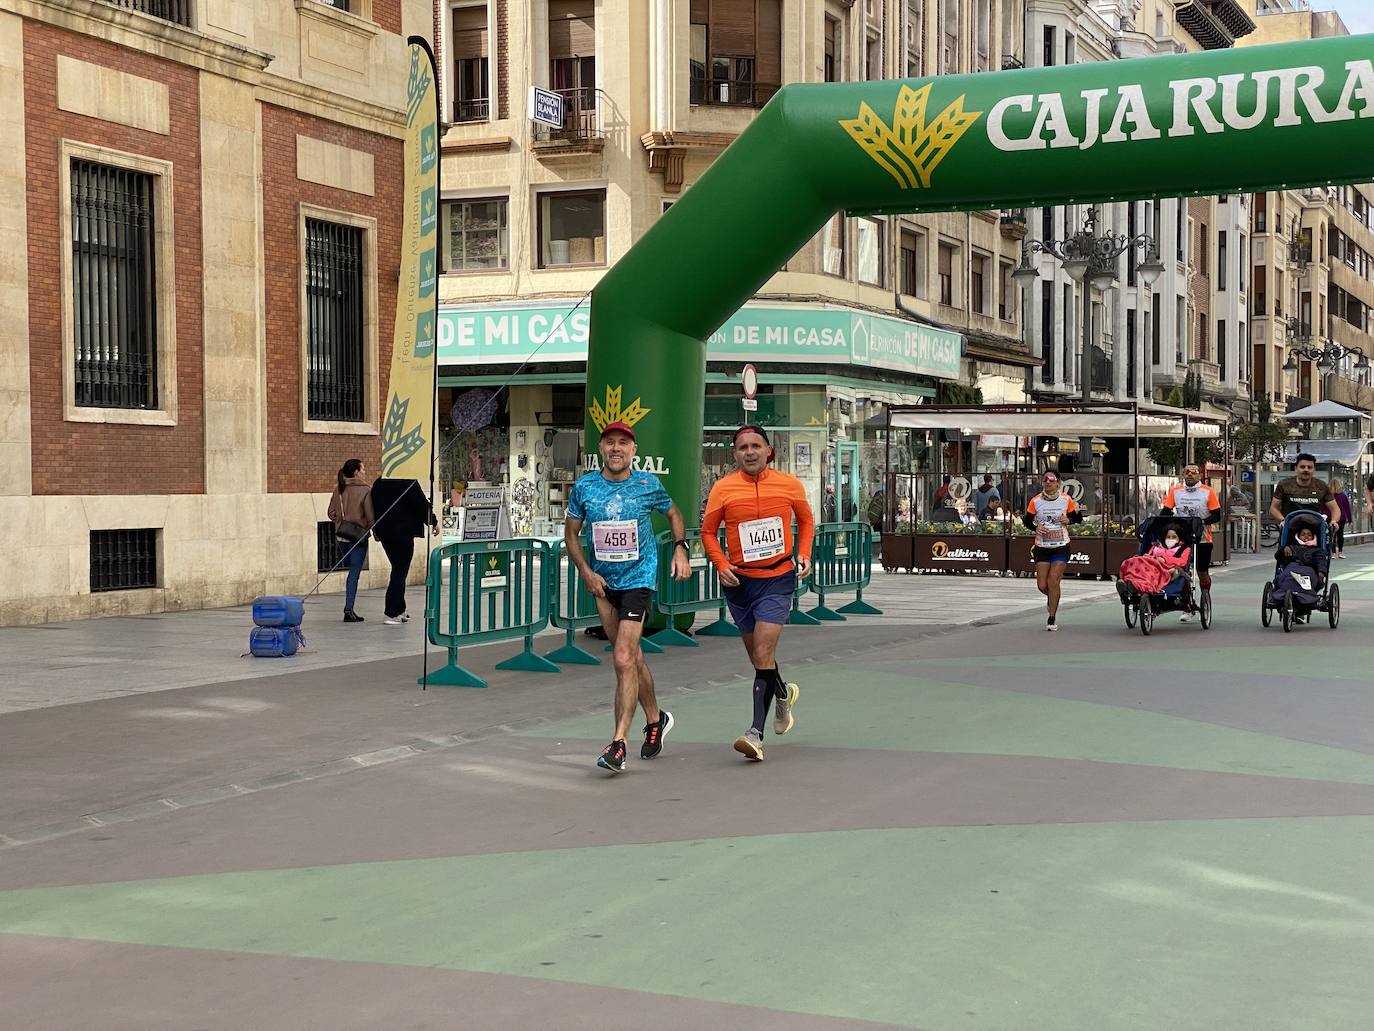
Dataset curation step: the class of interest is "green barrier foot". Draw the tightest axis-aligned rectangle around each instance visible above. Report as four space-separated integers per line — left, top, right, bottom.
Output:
418 665 487 688
545 643 601 665
806 604 847 622
652 627 698 647
837 598 883 615
496 649 561 673
788 609 824 626
695 618 740 637
605 637 665 654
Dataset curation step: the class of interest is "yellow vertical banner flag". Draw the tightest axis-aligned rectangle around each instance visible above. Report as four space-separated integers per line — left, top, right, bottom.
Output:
380 38 440 480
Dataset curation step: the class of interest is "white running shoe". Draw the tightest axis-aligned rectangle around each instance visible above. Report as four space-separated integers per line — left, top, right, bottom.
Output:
1179 613 1195 623
384 617 404 625
773 683 799 736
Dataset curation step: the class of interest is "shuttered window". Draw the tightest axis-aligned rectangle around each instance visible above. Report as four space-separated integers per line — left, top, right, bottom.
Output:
305 218 366 423
689 0 782 106
452 3 489 122
549 0 594 56
71 160 159 411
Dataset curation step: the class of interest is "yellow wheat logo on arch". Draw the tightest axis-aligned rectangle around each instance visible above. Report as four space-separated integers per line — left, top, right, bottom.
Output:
841 83 982 190
589 385 651 433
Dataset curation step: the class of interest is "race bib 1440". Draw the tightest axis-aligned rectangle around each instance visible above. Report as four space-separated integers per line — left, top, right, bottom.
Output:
739 516 786 564
592 520 638 563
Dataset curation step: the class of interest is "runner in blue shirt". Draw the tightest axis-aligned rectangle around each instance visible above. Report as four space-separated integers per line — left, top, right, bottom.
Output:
565 420 690 773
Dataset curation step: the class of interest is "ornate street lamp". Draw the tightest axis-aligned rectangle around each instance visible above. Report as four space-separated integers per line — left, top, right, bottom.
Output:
1012 207 1163 468
1281 317 1369 374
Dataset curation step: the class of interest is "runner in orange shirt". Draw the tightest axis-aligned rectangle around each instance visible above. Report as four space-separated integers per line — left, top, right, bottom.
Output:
702 426 815 762
1160 463 1221 622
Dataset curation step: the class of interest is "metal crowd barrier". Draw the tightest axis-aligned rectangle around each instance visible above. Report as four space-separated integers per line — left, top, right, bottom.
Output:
420 538 559 688
787 528 821 626
651 529 741 646
806 522 883 620
543 539 603 666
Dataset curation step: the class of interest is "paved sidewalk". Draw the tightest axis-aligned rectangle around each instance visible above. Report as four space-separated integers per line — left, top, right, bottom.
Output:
0 549 1276 715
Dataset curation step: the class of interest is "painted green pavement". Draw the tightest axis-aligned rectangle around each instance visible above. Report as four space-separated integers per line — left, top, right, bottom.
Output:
2 819 1373 1029
926 644 1374 678
525 665 1374 785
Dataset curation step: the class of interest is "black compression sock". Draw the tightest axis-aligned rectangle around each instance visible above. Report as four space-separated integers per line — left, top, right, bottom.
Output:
766 667 787 699
751 668 772 734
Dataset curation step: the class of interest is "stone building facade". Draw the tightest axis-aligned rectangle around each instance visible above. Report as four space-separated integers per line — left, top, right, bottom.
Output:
0 0 430 624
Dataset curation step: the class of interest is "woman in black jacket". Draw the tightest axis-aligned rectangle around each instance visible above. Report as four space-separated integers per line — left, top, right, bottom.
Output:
369 478 438 624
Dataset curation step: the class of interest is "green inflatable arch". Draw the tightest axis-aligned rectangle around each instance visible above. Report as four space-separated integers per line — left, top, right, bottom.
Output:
585 34 1374 520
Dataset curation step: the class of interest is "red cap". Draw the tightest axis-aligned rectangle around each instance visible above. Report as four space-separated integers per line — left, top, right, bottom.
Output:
600 421 636 441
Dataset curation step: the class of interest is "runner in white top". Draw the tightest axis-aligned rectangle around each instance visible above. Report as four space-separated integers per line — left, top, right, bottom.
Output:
1022 471 1083 631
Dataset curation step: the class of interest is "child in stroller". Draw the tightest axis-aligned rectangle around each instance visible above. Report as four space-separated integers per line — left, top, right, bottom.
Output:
1115 517 1210 632
1267 511 1333 628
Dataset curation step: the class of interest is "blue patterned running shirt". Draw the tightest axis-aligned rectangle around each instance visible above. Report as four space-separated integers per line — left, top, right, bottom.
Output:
566 470 675 590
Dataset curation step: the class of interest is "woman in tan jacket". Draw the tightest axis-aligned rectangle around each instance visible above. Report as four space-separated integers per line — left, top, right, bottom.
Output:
327 458 375 622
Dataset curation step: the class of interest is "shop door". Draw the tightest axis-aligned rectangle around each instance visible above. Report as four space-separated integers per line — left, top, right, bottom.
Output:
832 441 860 523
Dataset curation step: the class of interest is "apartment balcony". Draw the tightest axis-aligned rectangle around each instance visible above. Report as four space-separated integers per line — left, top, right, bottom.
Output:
453 97 490 125
689 76 780 110
1001 54 1025 71
99 0 193 27
531 88 606 159
1175 0 1256 50
999 209 1028 241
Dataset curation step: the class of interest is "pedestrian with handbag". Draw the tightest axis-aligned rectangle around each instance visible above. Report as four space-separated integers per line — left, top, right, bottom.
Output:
328 458 374 623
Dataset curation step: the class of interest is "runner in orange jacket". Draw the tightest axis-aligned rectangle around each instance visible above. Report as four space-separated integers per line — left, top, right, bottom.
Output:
702 425 815 762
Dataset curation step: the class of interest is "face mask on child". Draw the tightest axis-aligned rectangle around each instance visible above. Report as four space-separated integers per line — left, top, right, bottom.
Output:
1164 536 1179 548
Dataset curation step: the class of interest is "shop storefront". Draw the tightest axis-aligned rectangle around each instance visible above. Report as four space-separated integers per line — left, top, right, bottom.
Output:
437 301 963 533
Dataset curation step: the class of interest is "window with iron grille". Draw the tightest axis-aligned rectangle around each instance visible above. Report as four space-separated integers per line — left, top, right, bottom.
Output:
317 521 369 573
318 0 351 10
305 218 366 423
90 529 158 592
71 160 159 410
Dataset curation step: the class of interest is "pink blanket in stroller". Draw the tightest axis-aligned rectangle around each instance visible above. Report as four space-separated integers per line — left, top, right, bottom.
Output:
1119 549 1188 595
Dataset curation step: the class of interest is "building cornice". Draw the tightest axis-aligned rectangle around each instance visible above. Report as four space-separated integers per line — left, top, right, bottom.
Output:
6 0 274 74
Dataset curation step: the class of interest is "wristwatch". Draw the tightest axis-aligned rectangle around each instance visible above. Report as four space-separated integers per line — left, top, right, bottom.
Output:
673 539 690 552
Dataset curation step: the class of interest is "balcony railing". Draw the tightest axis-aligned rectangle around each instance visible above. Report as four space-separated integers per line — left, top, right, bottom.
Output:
532 87 605 147
1001 54 1025 70
100 0 193 27
689 76 780 109
454 97 490 124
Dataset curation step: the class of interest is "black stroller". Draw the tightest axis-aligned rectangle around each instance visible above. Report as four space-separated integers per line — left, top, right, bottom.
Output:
1261 510 1339 632
1117 516 1211 636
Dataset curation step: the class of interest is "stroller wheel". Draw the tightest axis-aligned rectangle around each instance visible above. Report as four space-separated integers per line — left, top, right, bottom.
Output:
1139 595 1154 637
1281 594 1294 633
1199 590 1212 630
1328 583 1341 629
1124 600 1137 629
1261 582 1273 628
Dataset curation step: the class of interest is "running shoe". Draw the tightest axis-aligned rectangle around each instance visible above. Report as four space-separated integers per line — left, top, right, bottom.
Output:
1179 612 1195 623
640 710 674 760
1046 616 1059 632
773 683 800 736
733 728 764 762
384 616 404 625
597 739 628 773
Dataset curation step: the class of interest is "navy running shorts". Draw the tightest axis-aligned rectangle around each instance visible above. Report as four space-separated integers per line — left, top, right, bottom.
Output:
723 571 795 634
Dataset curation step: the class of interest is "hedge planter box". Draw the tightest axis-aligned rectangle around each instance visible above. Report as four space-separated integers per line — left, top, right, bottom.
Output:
913 534 1008 574
880 534 916 572
1008 536 1107 578
1105 537 1139 576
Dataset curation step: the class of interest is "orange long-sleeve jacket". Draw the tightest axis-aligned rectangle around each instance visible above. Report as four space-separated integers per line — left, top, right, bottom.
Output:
701 467 815 579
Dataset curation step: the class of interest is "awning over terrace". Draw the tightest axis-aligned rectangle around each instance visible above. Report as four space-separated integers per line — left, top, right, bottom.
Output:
886 404 1222 439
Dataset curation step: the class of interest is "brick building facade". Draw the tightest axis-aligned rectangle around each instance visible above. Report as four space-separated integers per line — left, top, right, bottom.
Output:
0 0 429 624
